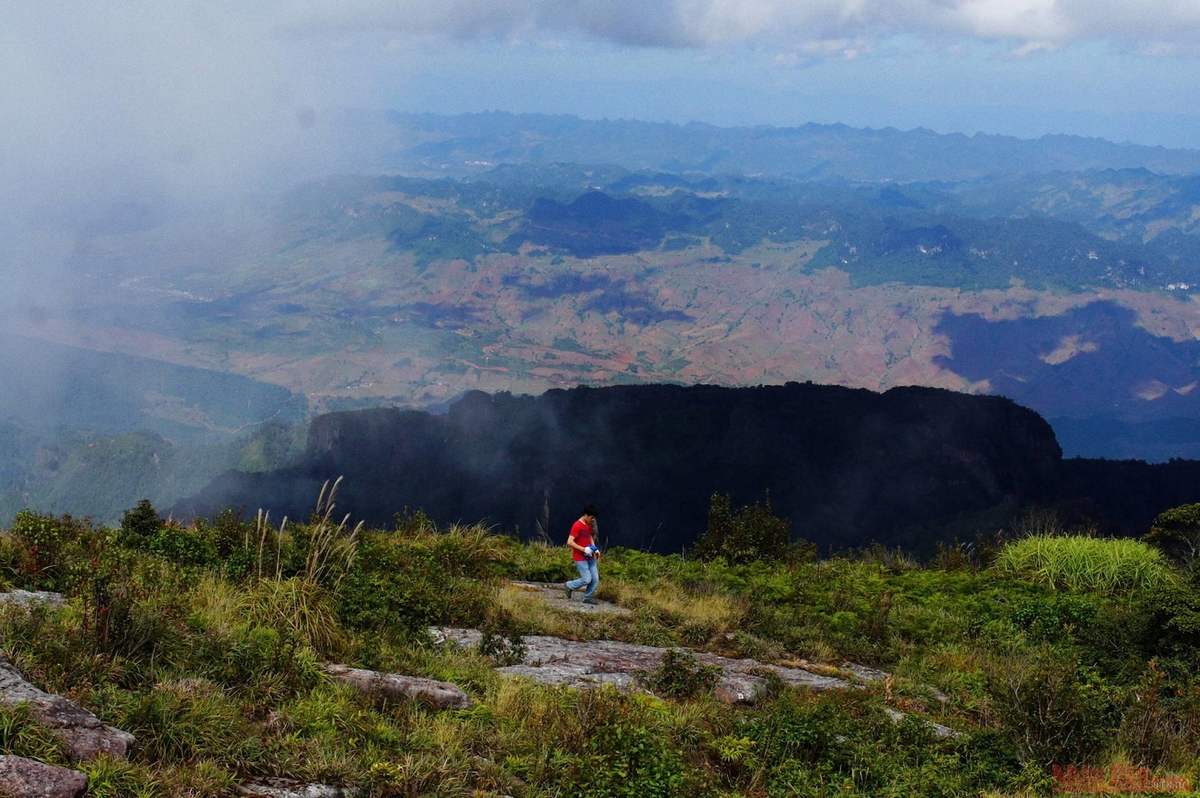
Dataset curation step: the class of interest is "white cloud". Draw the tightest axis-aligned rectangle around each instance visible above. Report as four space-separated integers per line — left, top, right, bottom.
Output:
2 0 1196 222
270 0 1200 51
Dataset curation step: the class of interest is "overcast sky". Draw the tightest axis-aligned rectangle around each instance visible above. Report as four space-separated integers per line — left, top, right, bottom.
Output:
3 0 1200 217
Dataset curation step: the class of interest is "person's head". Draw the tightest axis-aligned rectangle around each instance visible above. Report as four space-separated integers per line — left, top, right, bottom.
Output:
582 504 598 524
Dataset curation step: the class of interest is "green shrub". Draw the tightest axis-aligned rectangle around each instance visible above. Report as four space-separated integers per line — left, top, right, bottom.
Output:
8 510 89 588
477 609 529 666
81 550 194 668
694 493 798 565
1009 594 1099 641
983 649 1116 766
551 690 686 798
994 535 1177 594
1139 567 1200 664
642 649 721 700
1146 503 1200 563
337 529 497 638
207 509 254 558
120 500 163 544
146 524 218 568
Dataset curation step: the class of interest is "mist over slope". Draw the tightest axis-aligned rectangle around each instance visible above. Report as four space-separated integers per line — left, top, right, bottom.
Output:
7 112 1200 525
177 381 1200 553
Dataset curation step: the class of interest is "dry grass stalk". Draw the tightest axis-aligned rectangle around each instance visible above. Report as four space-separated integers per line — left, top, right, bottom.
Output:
305 476 363 589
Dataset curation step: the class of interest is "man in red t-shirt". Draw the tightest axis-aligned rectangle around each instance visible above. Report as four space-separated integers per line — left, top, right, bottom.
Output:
564 504 600 603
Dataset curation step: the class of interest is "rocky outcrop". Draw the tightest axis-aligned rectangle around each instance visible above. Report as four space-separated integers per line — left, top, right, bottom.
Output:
238 782 359 798
0 660 134 761
434 628 849 702
0 755 86 798
433 627 959 738
0 591 66 609
322 664 471 710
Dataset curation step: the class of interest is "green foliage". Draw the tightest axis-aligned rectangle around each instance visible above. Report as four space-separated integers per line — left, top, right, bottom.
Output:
477 609 529 667
1146 502 1200 563
551 691 687 798
694 493 796 565
0 702 69 764
983 649 1117 766
6 501 1200 793
994 535 1177 594
1009 593 1099 642
338 525 499 638
146 524 218 567
120 499 162 544
734 690 1033 797
642 649 721 699
80 755 163 798
8 509 88 588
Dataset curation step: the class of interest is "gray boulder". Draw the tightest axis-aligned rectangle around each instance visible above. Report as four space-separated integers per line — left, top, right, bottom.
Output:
322 664 472 710
238 781 359 798
0 660 134 761
0 755 86 798
0 591 66 609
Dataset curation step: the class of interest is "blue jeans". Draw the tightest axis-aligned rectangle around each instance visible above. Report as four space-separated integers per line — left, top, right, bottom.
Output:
566 558 599 598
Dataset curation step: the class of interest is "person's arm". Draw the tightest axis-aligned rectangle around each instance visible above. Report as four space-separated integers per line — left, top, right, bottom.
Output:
567 532 590 555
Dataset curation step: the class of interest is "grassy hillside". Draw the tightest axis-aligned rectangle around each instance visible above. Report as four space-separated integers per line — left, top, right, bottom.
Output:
3 496 1200 796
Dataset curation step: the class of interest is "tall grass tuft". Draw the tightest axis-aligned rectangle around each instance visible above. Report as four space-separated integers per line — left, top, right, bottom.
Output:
994 535 1177 594
304 476 363 589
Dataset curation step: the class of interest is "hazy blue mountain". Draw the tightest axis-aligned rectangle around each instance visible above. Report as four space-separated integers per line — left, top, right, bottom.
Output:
385 111 1200 181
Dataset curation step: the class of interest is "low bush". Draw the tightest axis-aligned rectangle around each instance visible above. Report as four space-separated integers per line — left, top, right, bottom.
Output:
120 499 162 545
1146 502 1200 564
337 527 498 638
146 524 219 568
694 493 802 565
642 649 722 699
983 648 1116 766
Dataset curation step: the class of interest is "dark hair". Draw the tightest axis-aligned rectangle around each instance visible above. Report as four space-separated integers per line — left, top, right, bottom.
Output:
583 504 599 518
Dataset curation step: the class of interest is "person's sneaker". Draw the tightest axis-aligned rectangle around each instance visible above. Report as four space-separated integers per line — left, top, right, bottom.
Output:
564 585 574 600
582 597 598 605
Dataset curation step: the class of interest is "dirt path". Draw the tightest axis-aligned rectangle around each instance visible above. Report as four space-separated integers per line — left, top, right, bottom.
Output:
507 581 632 616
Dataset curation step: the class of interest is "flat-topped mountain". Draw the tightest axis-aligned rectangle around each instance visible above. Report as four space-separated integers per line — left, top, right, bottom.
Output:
180 381 1163 552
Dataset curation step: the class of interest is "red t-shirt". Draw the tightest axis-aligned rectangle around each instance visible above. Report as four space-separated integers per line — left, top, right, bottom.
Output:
569 518 594 561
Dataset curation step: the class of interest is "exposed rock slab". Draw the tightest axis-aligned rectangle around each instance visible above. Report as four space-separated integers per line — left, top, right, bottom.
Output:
433 627 961 738
431 628 849 704
238 781 359 798
508 581 632 616
322 664 471 710
840 660 949 705
0 591 66 609
882 707 958 740
0 660 134 761
0 755 87 798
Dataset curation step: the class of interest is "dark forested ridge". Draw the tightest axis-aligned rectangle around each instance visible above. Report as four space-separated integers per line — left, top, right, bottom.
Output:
178 382 1198 552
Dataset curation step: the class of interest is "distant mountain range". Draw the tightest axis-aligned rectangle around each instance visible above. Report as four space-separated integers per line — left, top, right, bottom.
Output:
385 111 1200 181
